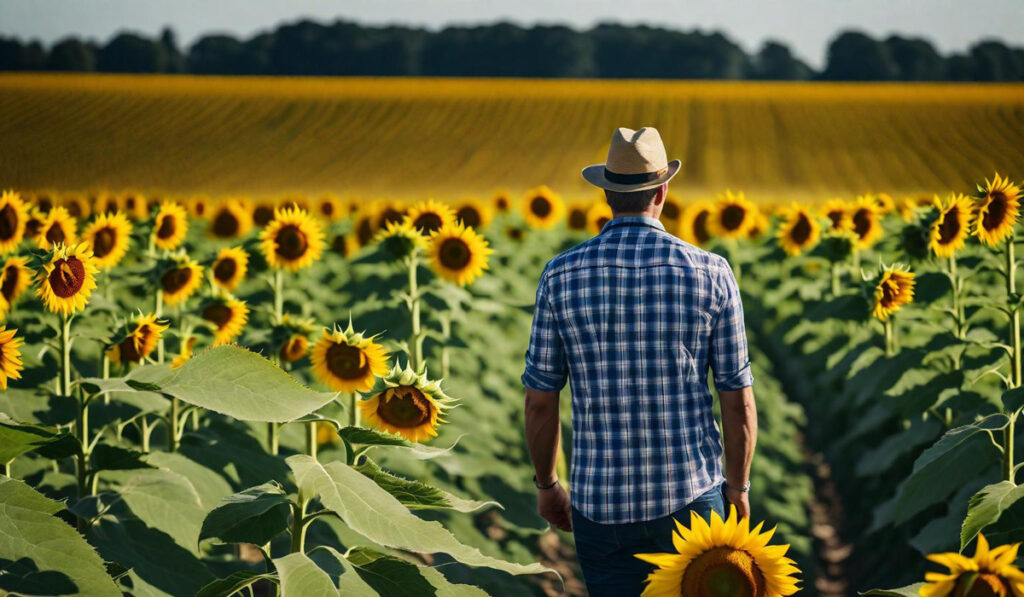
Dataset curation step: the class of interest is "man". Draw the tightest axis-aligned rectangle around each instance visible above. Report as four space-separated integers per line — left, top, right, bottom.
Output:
521 127 757 595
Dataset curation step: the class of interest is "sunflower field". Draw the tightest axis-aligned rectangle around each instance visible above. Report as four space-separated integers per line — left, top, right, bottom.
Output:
0 174 1023 596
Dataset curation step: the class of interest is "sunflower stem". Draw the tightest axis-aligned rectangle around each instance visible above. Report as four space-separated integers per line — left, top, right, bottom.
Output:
273 269 284 321
883 317 895 357
155 289 165 364
830 261 842 297
167 396 180 452
440 311 452 380
348 392 359 427
289 496 309 555
267 422 279 455
101 352 110 405
408 255 422 371
305 421 318 460
2 459 11 477
1004 234 1020 482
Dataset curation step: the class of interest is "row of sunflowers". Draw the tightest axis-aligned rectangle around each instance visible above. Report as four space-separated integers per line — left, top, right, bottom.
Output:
0 175 1021 596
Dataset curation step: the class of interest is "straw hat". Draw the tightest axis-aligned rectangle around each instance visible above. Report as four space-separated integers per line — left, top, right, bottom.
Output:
582 127 681 192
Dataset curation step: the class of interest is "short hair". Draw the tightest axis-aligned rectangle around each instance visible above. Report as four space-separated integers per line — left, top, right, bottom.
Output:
604 187 660 213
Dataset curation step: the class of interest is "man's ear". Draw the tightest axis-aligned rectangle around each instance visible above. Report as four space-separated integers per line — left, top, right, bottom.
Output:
653 184 668 206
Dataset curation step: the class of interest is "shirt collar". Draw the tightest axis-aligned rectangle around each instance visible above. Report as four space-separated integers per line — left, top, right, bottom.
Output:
601 215 666 233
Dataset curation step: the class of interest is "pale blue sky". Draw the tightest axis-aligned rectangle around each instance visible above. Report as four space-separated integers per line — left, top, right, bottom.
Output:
0 0 1020 68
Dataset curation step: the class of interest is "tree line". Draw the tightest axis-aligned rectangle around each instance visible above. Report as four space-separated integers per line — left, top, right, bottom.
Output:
1 19 1022 81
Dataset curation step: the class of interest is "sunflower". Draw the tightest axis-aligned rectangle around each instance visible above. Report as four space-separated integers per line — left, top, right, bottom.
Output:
81 211 133 269
0 326 24 390
354 209 379 247
374 217 428 261
36 206 79 251
171 336 198 370
36 243 98 315
427 221 493 286
587 202 613 236
505 225 526 242
777 203 821 256
275 313 315 364
493 191 512 214
930 193 973 258
311 321 390 393
407 200 456 236
153 201 189 250
875 192 896 214
208 199 253 240
0 190 29 254
160 255 204 307
252 201 277 227
106 313 169 364
32 192 55 214
188 196 210 220
24 208 44 242
820 198 850 231
897 197 923 222
848 195 883 250
94 193 120 215
522 186 565 229
121 192 149 220
920 534 1024 597
314 194 343 222
873 263 915 321
260 206 325 272
662 194 684 226
376 202 408 230
200 293 249 346
1 256 31 308
331 234 355 258
709 190 756 239
453 199 493 230
358 362 455 442
973 173 1022 247
211 246 249 291
316 422 340 447
566 201 590 231
746 205 770 240
634 505 800 597
679 200 715 246
61 194 91 220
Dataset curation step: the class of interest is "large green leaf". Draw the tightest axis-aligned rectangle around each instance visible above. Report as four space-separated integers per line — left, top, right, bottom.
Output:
287 455 557 580
861 583 925 596
0 477 121 596
338 426 459 459
345 546 489 596
306 547 376 596
0 420 79 462
200 482 292 547
355 458 499 513
961 481 1024 551
275 552 341 597
196 571 277 597
109 467 206 555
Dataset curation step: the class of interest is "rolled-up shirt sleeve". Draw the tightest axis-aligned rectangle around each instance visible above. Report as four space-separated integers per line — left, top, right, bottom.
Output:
521 268 568 392
709 263 754 391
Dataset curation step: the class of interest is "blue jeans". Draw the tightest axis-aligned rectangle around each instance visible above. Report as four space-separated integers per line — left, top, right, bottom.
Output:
570 483 726 597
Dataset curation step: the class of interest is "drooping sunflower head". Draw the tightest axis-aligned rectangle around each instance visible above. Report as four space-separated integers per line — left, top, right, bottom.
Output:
566 201 590 232
211 246 249 292
427 221 494 286
106 313 169 365
0 190 30 254
36 206 78 251
635 504 801 597
777 203 821 256
820 198 850 231
848 195 883 249
311 320 391 393
1 256 32 307
273 313 315 364
407 199 456 236
679 200 715 246
872 263 915 321
259 206 325 271
358 361 456 443
920 534 1024 597
454 199 493 230
493 191 512 214
374 216 428 262
521 186 565 229
209 199 253 240
252 200 277 227
709 190 756 239
314 194 343 222
81 211 133 270
973 173 1022 247
0 326 24 390
930 193 973 259
159 254 204 307
36 243 99 315
153 201 189 250
200 292 249 347
587 201 613 236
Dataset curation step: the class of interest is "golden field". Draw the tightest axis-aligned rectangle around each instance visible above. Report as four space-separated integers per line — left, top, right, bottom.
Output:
0 73 1022 202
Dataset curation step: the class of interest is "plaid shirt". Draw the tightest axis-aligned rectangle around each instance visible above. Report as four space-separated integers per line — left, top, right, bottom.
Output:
522 216 753 524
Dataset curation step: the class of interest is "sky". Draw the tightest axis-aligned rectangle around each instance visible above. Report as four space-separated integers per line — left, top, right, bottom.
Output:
1 0 1021 69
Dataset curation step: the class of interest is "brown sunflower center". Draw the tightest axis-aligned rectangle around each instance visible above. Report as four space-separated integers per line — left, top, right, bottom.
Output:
507 226 524 241
2 265 19 302
194 202 207 217
413 213 444 234
596 216 610 231
161 267 193 294
827 210 844 229
156 214 177 239
983 191 1008 231
720 205 746 231
202 303 233 329
439 238 472 270
275 225 308 260
956 573 1006 597
568 208 587 230
125 197 138 212
681 547 766 597
530 197 552 218
25 217 42 239
496 197 509 211
332 235 350 256
118 336 142 363
938 207 962 245
45 222 66 246
213 258 237 282
92 227 117 258
212 209 240 238
880 277 900 307
853 208 872 238
790 213 812 245
0 204 20 240
66 201 84 218
325 343 369 380
280 335 308 363
694 211 710 243
663 201 680 220
36 196 53 212
378 386 432 428
48 257 86 298
457 207 482 228
253 205 274 226
356 218 375 246
320 202 335 217
380 208 405 227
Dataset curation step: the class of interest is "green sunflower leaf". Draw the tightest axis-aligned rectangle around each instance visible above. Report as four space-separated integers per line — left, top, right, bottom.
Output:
860 584 925 596
960 480 1024 551
196 571 277 597
354 457 500 513
199 482 292 547
274 552 345 597
0 419 79 461
337 425 460 459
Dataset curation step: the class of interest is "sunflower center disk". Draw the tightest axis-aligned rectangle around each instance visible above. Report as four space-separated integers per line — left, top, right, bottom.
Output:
49 258 85 298
356 219 375 245
45 223 66 245
214 258 237 282
827 210 843 229
203 304 233 329
325 343 369 380
320 203 335 217
663 202 680 220
531 197 552 218
378 387 432 428
938 209 961 245
280 336 308 362
253 206 274 226
983 192 1008 232
957 573 1005 597
682 547 766 597
2 266 19 301
568 209 587 230
457 207 481 228
880 278 900 306
161 267 193 294
721 205 746 231
212 211 240 237
157 214 176 239
93 227 117 258
790 215 812 245
414 213 443 234
439 238 472 269
380 208 404 226
0 204 19 240
118 336 142 363
276 225 308 260
853 209 871 238
694 212 711 243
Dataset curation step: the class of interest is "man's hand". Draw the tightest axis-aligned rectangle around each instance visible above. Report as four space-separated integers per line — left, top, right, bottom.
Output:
537 484 572 531
723 485 750 519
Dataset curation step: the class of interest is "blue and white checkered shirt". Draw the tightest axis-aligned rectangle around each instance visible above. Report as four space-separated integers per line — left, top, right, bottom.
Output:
522 216 753 524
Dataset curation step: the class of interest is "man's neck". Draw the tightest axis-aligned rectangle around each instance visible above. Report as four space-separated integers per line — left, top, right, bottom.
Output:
612 210 660 220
